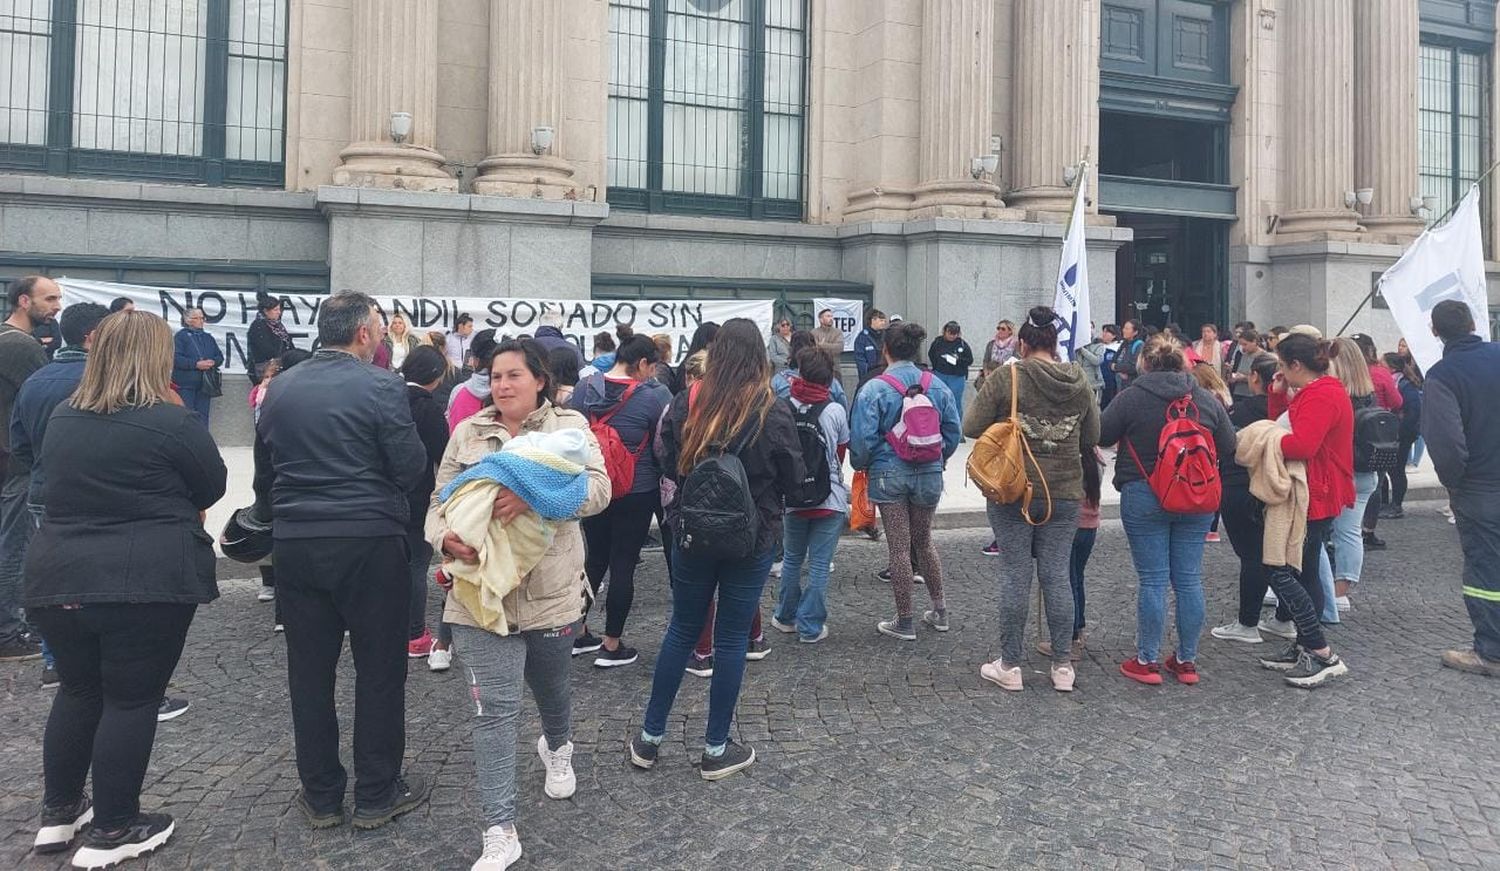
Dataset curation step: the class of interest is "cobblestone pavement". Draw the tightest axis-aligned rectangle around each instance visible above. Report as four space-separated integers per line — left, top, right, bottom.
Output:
4 502 1499 870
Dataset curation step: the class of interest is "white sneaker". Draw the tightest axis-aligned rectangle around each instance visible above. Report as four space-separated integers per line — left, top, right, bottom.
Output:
1210 621 1264 644
536 736 576 799
1335 595 1351 612
471 825 522 870
257 586 275 602
1262 590 1279 607
979 659 1023 691
429 646 453 672
769 561 783 578
1257 617 1297 640
1050 664 1075 693
769 616 796 634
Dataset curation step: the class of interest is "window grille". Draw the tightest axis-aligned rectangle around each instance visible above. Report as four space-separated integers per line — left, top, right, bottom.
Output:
0 0 287 186
1419 42 1489 225
607 0 806 219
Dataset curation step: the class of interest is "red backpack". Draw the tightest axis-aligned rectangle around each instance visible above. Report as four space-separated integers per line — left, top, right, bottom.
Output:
1125 395 1221 514
588 379 650 500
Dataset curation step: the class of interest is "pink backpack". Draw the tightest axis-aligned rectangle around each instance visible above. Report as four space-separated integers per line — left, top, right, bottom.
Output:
877 371 944 463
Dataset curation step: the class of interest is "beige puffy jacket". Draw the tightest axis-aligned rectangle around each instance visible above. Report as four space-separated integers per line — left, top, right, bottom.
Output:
425 400 611 633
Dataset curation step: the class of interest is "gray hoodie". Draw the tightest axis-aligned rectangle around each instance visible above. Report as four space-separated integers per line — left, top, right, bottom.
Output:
1098 371 1236 492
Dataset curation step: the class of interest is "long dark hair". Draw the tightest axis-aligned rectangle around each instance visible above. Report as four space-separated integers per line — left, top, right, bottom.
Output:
677 318 772 475
1081 446 1102 506
1275 334 1331 374
685 322 720 358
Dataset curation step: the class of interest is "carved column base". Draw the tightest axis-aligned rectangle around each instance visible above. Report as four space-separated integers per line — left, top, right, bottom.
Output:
1006 185 1077 221
332 143 457 192
472 154 577 198
1359 214 1426 244
1275 209 1364 241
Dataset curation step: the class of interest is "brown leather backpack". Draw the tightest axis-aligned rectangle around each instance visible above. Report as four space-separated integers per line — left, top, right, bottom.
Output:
966 368 1052 525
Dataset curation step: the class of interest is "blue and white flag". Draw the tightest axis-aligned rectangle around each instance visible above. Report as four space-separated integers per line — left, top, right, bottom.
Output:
1052 169 1091 362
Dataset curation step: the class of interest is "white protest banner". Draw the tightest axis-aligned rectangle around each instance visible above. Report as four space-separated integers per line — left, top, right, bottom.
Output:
1052 168 1091 362
813 298 863 352
1377 186 1492 373
57 279 773 373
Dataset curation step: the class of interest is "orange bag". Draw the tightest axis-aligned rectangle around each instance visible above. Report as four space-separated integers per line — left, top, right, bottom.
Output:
849 470 876 531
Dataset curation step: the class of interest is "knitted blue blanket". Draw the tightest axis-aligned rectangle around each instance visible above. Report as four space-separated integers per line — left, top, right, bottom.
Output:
438 449 589 521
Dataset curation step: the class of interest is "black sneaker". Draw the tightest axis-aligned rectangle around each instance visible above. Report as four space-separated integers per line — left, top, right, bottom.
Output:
1362 532 1387 550
70 812 174 868
157 697 190 722
1380 505 1404 519
642 531 664 552
1258 642 1302 671
744 637 771 661
0 634 42 662
594 644 638 668
1284 650 1349 688
352 773 430 830
699 741 756 781
294 790 345 829
33 796 92 854
628 734 659 770
875 568 926 584
571 631 603 657
684 656 714 678
40 665 59 689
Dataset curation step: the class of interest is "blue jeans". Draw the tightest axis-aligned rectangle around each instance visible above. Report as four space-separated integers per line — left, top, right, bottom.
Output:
1070 527 1097 636
0 471 33 644
776 512 844 639
1119 481 1212 663
1331 471 1376 588
177 386 211 427
934 372 966 410
643 546 774 747
1410 436 1425 466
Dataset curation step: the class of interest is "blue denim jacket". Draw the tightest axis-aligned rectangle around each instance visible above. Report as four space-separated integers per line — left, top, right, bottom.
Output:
849 361 962 475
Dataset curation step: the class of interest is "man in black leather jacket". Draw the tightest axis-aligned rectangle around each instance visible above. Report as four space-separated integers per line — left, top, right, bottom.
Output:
258 290 430 830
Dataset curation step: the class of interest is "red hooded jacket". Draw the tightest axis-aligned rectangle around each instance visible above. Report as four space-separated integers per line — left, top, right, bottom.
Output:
1278 375 1356 521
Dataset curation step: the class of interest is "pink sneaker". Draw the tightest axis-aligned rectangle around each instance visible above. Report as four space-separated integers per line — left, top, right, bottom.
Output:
980 659 1023 691
1050 664 1076 692
407 628 434 658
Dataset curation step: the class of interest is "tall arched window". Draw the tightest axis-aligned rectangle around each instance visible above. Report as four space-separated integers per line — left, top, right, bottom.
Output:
608 0 806 219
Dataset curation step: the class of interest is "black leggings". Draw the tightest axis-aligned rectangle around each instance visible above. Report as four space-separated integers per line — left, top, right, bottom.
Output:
1386 436 1416 508
581 490 657 639
32 603 195 829
1269 517 1332 650
1218 482 1266 628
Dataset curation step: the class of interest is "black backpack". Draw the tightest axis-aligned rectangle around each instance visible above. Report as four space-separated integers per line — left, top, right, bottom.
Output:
676 426 758 560
785 398 832 509
1353 399 1401 472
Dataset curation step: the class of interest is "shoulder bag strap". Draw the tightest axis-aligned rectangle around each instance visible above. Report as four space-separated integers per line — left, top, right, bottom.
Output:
594 379 640 427
1008 367 1019 422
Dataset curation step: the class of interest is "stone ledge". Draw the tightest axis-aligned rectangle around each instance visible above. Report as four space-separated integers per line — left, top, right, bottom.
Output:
597 211 840 241
316 185 608 225
0 173 317 214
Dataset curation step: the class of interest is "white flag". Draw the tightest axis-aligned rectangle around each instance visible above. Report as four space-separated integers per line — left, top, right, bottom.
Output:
1378 186 1491 373
1053 171 1091 362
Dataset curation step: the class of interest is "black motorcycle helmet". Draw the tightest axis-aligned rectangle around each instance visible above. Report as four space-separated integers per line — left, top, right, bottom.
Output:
220 506 272 564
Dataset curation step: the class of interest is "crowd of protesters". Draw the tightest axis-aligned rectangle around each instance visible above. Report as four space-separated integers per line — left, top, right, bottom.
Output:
2 275 1496 871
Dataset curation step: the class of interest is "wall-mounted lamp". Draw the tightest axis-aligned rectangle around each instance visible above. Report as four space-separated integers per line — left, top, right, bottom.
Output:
530 125 555 155
970 153 999 180
1356 187 1375 206
1343 190 1358 209
389 112 413 144
1258 8 1276 30
1063 164 1080 186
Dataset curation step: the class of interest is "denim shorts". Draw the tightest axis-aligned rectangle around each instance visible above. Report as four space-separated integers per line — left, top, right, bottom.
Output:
867 467 944 508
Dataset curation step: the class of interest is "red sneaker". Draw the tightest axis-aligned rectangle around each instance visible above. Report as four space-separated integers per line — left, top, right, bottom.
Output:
1205 531 1221 543
1120 658 1163 685
407 628 434 658
1164 654 1200 685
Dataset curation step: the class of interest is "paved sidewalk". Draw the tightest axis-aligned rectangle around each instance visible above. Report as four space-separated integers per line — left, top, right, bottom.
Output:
4 503 1497 869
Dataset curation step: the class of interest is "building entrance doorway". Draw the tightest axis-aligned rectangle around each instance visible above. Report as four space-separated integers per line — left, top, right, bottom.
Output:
1110 213 1227 332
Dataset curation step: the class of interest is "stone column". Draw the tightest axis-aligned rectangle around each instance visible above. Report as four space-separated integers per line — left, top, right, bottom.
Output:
1277 0 1360 238
1354 0 1425 240
473 0 578 198
1008 0 1091 216
908 0 1005 216
332 0 456 191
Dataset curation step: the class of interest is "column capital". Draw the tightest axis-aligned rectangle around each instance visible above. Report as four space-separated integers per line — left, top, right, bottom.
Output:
1007 0 1095 221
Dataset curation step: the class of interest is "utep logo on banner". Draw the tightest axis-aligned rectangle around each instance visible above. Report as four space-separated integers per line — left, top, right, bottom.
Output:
812 297 863 352
57 279 773 374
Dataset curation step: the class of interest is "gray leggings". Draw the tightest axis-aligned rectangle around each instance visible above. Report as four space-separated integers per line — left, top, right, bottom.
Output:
452 622 576 826
989 499 1081 665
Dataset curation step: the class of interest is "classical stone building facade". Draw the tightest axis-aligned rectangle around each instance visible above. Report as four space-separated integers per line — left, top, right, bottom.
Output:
2 0 1497 404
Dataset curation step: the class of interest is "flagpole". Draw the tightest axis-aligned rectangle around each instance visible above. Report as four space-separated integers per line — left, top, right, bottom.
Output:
1333 158 1500 337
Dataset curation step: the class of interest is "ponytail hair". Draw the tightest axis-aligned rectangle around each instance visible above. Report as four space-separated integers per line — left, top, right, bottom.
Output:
1139 336 1185 373
1275 333 1331 374
1018 305 1059 353
882 321 927 361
